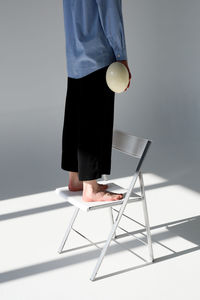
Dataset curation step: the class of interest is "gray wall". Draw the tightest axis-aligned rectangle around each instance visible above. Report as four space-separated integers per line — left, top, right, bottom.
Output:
0 0 199 200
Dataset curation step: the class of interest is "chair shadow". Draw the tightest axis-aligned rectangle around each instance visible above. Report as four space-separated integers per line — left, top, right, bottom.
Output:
1 214 200 283
94 215 200 280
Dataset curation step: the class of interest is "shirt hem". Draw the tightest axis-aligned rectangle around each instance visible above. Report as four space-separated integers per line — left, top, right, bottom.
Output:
67 60 116 79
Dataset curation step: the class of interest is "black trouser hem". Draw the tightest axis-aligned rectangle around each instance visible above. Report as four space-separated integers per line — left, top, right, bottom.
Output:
61 164 78 173
61 164 111 181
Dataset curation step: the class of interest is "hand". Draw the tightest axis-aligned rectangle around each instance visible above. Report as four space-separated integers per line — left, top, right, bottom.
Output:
118 60 132 91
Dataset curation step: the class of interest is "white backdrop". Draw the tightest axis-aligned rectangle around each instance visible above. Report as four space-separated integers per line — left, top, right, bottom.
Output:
0 0 199 200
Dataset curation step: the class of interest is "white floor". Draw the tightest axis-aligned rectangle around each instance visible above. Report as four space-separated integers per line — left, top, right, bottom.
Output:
1 173 200 300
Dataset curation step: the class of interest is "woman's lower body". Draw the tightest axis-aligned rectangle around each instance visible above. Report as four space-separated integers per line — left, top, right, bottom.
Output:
61 65 115 181
61 64 123 201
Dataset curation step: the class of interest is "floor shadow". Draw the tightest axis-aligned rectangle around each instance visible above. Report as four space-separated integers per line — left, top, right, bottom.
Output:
0 140 200 201
0 201 71 221
0 180 169 222
1 214 200 283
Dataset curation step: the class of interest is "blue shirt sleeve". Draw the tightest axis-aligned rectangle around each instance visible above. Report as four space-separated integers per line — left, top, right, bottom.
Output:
95 0 128 61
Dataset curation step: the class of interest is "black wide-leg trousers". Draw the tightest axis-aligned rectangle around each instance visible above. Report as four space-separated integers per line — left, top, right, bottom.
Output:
61 65 115 181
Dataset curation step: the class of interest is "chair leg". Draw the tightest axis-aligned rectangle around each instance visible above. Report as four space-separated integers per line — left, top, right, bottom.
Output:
58 207 80 254
139 172 154 262
90 172 139 281
142 197 154 262
109 207 116 239
90 199 130 281
90 217 119 281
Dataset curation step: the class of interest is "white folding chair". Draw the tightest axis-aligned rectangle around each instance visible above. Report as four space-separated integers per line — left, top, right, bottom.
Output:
55 129 154 281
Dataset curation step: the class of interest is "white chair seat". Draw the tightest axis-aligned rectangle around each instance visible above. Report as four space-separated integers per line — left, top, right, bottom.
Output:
55 181 141 212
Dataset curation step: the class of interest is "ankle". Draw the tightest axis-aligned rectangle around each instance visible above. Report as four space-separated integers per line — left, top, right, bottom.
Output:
83 179 99 191
69 171 79 180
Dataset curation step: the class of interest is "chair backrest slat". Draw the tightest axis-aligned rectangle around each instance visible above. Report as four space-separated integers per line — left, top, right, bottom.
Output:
112 130 150 158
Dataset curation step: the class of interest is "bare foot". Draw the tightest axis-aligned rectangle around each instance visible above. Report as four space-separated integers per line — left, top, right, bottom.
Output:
82 185 123 202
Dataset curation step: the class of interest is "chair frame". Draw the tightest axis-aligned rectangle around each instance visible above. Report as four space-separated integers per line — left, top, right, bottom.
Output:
57 130 154 281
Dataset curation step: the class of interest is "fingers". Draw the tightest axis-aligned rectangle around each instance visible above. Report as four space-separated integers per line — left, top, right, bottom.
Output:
123 67 132 92
124 77 131 91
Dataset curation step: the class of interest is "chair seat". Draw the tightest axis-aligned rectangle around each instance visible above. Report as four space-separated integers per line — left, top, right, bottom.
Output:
55 182 142 212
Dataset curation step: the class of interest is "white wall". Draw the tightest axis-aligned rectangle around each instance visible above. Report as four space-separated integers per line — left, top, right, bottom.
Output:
0 0 199 200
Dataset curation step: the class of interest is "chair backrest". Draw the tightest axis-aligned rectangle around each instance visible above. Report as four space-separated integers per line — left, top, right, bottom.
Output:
112 129 151 159
111 129 152 203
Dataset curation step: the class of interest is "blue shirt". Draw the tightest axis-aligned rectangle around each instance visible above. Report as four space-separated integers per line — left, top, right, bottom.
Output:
63 0 128 79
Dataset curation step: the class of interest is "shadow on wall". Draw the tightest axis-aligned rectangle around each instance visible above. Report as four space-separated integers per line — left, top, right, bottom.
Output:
110 139 200 195
0 119 199 201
